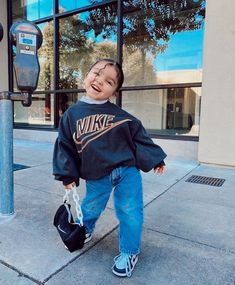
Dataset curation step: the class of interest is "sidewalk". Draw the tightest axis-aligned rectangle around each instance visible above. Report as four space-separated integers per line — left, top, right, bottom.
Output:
0 139 235 285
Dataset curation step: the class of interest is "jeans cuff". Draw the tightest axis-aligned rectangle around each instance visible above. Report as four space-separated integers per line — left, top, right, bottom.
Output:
119 248 140 255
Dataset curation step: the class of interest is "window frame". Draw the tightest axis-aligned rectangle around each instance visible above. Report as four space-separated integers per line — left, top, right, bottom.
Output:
9 0 203 141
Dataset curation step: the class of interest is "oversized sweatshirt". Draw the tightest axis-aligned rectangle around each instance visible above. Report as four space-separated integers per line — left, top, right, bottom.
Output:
53 100 167 186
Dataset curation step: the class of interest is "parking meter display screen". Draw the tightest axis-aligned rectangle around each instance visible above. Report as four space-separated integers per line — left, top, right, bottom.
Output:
22 38 33 45
19 33 36 47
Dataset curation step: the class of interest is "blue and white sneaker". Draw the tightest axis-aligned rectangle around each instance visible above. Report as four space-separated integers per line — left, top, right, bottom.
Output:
112 253 138 277
84 232 92 244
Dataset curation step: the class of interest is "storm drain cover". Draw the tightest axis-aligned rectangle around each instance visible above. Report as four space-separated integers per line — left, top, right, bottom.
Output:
185 175 225 187
13 164 30 171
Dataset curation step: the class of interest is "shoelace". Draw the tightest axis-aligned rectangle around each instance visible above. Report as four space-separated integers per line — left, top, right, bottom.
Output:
112 253 133 277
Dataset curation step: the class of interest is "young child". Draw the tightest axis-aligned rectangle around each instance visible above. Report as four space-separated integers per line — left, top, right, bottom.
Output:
53 58 167 277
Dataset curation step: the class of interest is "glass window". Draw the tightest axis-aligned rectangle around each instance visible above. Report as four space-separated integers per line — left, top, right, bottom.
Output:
122 87 201 136
37 21 54 91
59 0 106 12
11 0 205 139
123 1 205 85
12 0 53 22
57 91 116 117
14 93 54 125
59 4 117 89
58 92 84 117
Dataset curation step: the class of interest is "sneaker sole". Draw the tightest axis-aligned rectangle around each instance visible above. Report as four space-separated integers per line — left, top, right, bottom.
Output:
112 256 138 277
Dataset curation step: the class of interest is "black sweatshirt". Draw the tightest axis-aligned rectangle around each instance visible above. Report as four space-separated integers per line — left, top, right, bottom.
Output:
53 100 167 186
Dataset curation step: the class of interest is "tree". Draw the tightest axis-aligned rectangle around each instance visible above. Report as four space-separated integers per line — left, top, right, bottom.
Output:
87 0 205 53
37 21 54 90
38 13 95 90
58 14 94 89
86 0 206 82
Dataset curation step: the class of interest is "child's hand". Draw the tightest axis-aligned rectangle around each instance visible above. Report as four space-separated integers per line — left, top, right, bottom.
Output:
154 165 166 175
64 182 76 191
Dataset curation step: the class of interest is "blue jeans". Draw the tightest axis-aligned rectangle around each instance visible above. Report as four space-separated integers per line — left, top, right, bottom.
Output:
81 166 143 255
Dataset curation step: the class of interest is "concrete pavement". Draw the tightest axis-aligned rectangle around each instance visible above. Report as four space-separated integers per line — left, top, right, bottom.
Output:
0 139 234 285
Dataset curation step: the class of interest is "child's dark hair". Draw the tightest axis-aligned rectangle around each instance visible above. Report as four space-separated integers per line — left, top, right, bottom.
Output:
88 58 124 92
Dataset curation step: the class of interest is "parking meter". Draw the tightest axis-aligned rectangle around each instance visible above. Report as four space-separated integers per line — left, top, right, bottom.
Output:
9 20 43 106
0 23 3 42
0 21 43 217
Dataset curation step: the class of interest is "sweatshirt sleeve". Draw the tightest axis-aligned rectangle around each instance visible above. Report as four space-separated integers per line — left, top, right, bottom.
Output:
53 112 80 186
132 121 167 172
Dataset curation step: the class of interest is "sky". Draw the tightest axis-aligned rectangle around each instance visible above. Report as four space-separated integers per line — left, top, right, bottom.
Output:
26 0 204 72
155 28 204 71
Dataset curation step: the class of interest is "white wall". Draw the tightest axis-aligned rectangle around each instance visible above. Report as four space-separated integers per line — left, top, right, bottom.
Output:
0 0 8 91
154 138 198 161
198 0 235 166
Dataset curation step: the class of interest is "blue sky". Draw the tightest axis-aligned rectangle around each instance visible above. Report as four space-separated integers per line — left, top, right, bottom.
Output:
59 0 101 11
27 1 204 72
155 28 204 71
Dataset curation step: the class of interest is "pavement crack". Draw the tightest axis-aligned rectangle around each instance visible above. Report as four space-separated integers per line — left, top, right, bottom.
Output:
144 227 235 255
0 259 43 284
14 182 63 197
43 226 119 283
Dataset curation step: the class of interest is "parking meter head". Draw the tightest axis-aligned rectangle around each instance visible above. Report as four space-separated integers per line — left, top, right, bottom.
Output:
0 23 3 42
9 20 43 98
9 20 42 49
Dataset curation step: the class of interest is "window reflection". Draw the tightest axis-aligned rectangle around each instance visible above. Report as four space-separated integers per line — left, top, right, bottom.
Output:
14 94 54 125
58 92 116 117
37 22 54 91
122 0 205 85
59 0 106 12
58 93 84 117
59 4 117 89
12 0 53 21
11 0 205 135
122 87 201 136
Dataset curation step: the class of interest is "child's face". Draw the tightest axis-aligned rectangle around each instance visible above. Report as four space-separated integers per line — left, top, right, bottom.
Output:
84 61 119 101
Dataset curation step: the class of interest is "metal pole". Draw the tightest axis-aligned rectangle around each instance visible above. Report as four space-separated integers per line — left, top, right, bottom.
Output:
0 98 14 216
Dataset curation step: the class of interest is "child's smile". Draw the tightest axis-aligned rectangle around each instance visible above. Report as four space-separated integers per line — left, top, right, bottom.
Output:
91 83 101 93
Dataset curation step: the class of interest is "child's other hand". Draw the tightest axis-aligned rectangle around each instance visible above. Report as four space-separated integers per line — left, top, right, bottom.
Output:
154 165 166 175
64 182 76 191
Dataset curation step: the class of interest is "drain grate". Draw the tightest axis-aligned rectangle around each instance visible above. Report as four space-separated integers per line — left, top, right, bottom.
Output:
186 175 225 187
13 163 30 172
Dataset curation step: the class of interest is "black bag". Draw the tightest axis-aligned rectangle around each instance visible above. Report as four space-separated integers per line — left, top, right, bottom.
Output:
53 188 86 252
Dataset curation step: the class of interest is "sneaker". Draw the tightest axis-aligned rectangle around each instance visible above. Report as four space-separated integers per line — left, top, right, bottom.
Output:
84 232 92 244
112 253 138 277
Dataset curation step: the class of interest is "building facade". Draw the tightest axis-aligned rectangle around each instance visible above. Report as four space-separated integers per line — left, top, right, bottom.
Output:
0 0 235 166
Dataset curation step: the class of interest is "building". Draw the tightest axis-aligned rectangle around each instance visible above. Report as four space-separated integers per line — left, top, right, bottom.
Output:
0 0 235 166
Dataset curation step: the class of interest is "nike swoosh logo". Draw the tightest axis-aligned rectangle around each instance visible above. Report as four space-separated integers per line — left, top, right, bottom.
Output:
74 119 132 153
58 224 67 234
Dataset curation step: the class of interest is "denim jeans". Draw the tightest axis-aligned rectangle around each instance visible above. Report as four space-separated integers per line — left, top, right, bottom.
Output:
81 166 143 255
